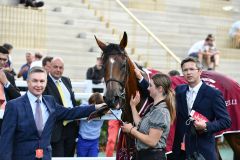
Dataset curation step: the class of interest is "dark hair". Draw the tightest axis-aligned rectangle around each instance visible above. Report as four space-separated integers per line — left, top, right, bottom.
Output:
97 57 102 60
35 53 43 60
42 56 53 66
168 70 180 76
151 73 176 123
3 43 13 51
0 46 9 54
205 34 214 41
27 66 46 80
88 92 104 104
181 57 202 70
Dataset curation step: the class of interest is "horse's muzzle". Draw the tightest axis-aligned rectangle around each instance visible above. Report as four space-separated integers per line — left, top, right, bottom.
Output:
103 96 120 109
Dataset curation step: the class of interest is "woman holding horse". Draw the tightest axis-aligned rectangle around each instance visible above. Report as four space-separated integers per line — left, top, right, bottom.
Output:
121 73 176 160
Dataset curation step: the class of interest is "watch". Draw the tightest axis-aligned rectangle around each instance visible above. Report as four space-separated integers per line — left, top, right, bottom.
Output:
204 123 208 132
4 81 10 88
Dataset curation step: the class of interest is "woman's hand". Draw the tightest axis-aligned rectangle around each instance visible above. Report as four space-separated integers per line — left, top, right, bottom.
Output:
121 123 134 133
130 91 140 109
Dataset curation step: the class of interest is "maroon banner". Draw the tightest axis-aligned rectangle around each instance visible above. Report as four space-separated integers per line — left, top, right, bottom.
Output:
166 71 240 153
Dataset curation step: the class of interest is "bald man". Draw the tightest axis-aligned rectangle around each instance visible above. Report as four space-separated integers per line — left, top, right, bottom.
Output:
43 57 78 157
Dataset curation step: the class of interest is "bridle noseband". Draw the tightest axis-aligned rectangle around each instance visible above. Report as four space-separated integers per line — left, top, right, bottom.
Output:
104 56 129 109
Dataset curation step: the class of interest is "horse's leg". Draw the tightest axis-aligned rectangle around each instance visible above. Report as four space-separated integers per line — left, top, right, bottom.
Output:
224 133 240 160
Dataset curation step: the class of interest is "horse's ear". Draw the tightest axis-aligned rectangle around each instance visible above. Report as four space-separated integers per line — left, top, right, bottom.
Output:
94 35 107 51
119 32 127 49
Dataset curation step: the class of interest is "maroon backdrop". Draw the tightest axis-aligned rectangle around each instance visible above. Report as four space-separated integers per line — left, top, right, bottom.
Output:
166 71 240 153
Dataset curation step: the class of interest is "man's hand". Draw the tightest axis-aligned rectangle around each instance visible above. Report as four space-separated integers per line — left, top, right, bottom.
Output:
95 103 107 110
194 120 207 131
0 70 9 86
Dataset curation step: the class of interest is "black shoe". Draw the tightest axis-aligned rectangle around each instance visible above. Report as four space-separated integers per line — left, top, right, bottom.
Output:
32 1 44 7
25 0 32 7
207 68 213 71
25 0 44 8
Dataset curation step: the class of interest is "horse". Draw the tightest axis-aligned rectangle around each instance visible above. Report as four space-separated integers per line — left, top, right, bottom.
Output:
94 32 240 160
95 32 151 160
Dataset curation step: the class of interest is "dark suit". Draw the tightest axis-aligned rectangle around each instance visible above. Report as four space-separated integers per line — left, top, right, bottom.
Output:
0 71 21 132
172 82 231 160
43 75 78 157
0 94 95 160
4 71 21 100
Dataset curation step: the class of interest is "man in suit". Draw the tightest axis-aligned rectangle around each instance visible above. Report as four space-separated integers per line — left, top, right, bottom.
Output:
0 46 21 132
43 57 78 157
0 66 105 160
172 57 231 160
42 56 53 74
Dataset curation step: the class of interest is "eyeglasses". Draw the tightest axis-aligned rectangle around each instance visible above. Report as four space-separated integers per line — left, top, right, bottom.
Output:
182 68 199 73
0 58 8 62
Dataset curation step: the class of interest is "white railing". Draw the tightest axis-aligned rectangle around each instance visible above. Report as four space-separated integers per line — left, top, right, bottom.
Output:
1 80 122 120
16 80 105 101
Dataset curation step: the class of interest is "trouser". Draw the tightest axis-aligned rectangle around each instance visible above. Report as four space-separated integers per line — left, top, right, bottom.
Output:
77 135 99 157
105 120 120 157
51 121 78 157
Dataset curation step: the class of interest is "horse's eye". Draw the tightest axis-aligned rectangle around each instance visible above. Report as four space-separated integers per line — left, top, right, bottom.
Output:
121 63 126 70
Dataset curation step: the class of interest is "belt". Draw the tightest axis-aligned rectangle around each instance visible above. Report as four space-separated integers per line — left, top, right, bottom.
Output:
139 148 165 152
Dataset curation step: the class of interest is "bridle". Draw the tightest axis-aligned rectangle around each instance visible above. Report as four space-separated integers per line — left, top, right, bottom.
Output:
104 55 129 110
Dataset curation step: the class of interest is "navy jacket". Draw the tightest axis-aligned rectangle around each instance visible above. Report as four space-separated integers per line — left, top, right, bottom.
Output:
0 94 95 160
172 82 231 160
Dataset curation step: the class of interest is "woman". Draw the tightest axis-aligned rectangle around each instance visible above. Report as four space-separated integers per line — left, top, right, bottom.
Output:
121 73 176 160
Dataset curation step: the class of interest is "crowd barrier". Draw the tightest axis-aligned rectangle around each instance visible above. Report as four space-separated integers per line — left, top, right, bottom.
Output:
15 80 106 101
0 80 122 120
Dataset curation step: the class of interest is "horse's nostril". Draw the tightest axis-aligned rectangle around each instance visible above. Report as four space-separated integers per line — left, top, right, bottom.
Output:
103 96 106 102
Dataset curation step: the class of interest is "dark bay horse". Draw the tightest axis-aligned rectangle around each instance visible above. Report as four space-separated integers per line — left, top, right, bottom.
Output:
95 32 146 123
94 32 240 160
95 32 150 159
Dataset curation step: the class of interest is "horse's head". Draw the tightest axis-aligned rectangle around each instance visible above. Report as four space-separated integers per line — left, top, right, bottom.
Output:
95 32 128 109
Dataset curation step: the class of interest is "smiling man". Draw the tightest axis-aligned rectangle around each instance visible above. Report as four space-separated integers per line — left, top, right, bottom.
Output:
0 66 105 160
172 57 231 160
43 57 79 157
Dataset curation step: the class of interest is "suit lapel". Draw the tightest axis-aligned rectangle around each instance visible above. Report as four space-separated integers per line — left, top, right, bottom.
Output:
179 86 189 117
192 82 207 110
41 96 54 135
61 77 72 94
62 77 76 107
23 94 39 136
47 76 63 104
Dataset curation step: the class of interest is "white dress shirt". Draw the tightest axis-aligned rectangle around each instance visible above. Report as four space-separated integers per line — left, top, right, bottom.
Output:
27 91 49 127
186 81 203 113
49 74 74 108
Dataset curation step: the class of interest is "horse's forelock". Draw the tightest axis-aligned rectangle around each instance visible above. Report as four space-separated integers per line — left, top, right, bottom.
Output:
101 43 127 62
